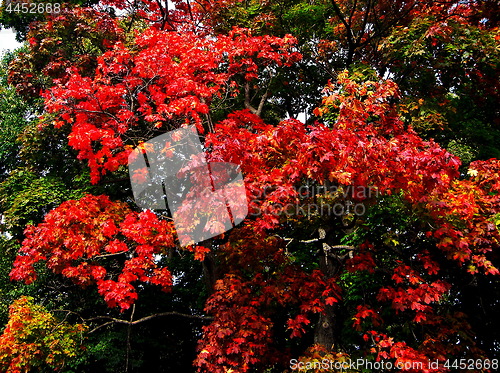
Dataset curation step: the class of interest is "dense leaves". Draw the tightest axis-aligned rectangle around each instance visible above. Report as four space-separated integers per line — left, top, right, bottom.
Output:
44 26 300 183
0 296 87 372
11 194 175 310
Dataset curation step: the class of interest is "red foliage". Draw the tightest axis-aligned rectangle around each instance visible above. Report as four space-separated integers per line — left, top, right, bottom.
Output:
206 73 460 219
10 195 175 310
426 159 500 275
196 267 341 372
43 27 300 183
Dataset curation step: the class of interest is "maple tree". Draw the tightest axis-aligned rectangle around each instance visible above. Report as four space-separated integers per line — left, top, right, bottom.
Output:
0 0 499 372
196 0 500 157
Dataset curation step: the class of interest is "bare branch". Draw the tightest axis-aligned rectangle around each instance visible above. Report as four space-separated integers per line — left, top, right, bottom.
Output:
256 90 269 117
88 311 213 331
326 245 356 251
244 82 258 114
244 82 270 117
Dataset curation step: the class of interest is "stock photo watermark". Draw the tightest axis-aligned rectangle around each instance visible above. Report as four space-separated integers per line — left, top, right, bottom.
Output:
128 125 248 247
248 184 378 219
128 126 378 245
290 358 499 372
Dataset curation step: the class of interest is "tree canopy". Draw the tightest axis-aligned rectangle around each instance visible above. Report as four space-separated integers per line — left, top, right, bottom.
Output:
0 0 499 372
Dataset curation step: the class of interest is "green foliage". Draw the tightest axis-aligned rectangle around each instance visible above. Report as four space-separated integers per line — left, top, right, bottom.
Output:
382 16 500 158
0 238 22 326
0 168 89 237
446 139 478 168
280 1 334 40
0 51 36 181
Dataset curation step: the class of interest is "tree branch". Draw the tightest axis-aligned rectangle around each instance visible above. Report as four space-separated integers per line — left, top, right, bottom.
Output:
330 0 356 64
356 0 372 46
88 311 213 333
244 82 269 117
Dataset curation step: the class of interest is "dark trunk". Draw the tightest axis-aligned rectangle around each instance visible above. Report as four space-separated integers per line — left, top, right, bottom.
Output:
202 239 218 294
314 246 340 350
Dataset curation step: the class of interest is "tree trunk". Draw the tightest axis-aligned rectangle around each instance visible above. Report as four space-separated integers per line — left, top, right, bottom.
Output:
202 239 218 294
314 246 339 350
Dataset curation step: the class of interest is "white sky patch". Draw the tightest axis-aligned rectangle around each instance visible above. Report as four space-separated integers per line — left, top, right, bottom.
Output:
0 28 23 52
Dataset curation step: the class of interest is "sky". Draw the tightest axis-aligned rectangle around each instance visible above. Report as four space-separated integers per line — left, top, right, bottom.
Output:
0 28 23 53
